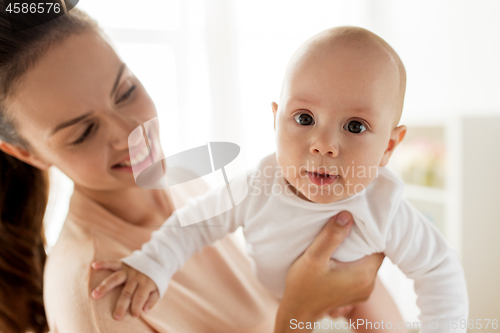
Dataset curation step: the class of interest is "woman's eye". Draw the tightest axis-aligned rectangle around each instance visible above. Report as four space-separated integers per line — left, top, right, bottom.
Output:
344 120 367 134
72 123 96 146
115 85 136 104
294 113 315 126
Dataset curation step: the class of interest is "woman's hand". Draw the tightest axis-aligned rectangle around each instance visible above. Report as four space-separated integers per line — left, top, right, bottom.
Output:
275 211 385 332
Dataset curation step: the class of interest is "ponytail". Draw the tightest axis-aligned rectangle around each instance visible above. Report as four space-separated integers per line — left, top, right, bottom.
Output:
0 150 49 332
0 4 100 332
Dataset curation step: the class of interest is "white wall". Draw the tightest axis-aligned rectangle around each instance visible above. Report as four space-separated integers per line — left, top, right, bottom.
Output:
372 0 500 120
462 117 500 330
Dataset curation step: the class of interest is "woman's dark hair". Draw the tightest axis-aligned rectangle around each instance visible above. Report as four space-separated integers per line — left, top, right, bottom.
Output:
0 3 99 332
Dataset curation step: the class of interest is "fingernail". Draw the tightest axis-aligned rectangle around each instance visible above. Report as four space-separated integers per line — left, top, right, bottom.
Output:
144 307 149 314
336 211 351 226
92 290 99 298
114 313 121 320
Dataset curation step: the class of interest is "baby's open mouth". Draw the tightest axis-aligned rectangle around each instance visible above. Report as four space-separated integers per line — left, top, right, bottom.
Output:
307 171 339 186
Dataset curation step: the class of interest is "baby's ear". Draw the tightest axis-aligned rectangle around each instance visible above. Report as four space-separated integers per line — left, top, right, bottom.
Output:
379 125 407 167
272 102 278 130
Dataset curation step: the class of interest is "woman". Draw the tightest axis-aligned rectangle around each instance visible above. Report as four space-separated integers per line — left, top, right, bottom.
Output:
0 7 399 333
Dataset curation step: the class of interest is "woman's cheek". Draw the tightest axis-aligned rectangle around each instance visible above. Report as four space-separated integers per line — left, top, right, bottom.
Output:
66 159 99 182
63 147 107 180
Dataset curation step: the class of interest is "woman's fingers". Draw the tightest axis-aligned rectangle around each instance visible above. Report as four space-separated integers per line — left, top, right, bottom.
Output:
113 280 138 320
356 252 385 272
91 270 127 299
91 259 122 271
143 291 159 313
276 214 385 330
303 211 353 263
337 252 385 287
331 252 385 306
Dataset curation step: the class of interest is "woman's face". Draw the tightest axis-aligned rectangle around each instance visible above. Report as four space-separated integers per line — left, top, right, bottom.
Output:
5 31 159 191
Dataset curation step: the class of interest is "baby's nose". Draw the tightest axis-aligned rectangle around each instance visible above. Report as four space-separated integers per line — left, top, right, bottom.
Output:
310 139 339 158
311 147 338 157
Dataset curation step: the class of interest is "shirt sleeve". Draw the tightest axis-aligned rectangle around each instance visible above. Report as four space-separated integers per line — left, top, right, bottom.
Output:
122 181 247 299
384 197 469 333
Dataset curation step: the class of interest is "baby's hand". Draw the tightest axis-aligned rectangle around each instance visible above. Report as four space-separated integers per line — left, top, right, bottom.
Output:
91 260 159 320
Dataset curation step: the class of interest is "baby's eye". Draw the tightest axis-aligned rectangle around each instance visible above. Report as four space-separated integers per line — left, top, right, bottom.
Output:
344 120 367 134
294 113 315 126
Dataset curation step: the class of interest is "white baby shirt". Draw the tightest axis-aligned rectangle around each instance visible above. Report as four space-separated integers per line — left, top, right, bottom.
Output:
123 153 468 332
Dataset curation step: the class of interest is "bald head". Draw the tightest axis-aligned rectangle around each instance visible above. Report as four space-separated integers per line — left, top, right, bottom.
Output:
282 26 406 126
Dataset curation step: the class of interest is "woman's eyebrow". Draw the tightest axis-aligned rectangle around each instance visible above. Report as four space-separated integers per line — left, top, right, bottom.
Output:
51 112 93 136
110 63 126 97
50 63 126 137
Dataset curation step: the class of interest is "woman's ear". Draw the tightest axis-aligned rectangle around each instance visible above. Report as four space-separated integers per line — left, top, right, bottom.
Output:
379 125 407 167
0 140 51 170
272 102 278 130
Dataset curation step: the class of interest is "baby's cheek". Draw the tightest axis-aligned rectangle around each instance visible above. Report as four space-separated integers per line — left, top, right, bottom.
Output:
341 162 378 193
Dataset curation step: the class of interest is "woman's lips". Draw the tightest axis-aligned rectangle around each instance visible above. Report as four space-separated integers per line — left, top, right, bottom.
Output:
307 171 339 186
111 152 151 173
112 133 157 173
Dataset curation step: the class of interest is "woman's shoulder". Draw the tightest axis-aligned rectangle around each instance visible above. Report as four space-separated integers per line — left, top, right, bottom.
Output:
44 218 95 279
43 219 98 331
44 219 156 332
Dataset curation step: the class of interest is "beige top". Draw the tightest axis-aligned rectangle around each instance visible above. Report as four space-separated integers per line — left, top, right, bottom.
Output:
43 178 279 332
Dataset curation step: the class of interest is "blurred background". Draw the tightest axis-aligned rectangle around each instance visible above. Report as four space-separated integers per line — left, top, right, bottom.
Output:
45 0 500 331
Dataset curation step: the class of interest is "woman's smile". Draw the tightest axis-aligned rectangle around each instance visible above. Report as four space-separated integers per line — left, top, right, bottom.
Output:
112 131 162 174
112 144 154 173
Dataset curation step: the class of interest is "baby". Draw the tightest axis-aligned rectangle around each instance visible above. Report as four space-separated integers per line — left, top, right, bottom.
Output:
92 26 468 331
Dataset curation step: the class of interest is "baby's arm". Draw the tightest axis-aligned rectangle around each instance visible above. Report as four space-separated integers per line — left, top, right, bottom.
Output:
384 197 468 332
124 183 245 294
91 180 248 318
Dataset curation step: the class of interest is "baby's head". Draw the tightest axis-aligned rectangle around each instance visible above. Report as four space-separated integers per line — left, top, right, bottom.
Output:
272 26 407 204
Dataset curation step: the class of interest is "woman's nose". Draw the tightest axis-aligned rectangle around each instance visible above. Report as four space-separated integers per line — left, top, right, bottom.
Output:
109 114 141 151
310 131 339 158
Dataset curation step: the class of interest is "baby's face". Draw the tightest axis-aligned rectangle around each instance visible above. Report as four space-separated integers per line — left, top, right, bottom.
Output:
273 41 405 204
